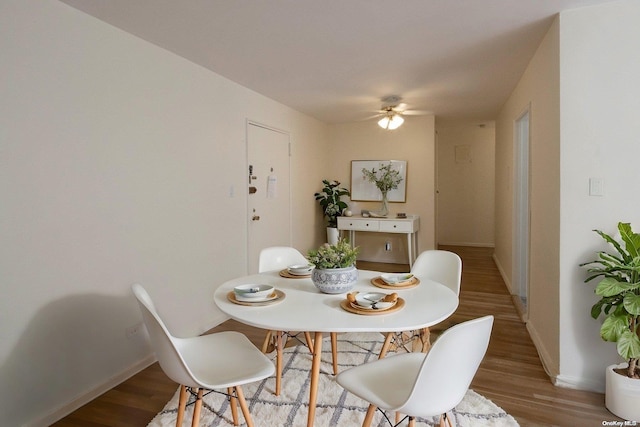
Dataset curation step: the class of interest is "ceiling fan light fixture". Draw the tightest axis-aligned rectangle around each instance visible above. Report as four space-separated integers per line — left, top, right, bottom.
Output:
378 113 404 130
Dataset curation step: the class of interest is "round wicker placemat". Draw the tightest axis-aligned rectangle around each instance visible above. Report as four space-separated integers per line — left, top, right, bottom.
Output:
340 297 405 315
370 276 420 289
227 290 286 306
279 269 311 279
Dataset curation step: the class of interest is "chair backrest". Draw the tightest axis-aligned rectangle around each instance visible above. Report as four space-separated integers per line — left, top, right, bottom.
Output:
410 250 462 295
400 315 494 417
258 246 308 273
131 284 200 388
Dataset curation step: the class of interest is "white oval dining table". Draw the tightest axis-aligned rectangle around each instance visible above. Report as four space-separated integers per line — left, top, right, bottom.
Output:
213 268 458 427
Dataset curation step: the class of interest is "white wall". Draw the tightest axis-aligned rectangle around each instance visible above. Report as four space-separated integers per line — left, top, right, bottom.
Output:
328 117 436 263
495 0 640 393
495 16 562 380
557 0 640 392
0 1 328 425
436 122 495 247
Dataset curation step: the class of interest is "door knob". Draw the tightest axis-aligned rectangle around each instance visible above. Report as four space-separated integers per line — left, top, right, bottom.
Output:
252 215 261 221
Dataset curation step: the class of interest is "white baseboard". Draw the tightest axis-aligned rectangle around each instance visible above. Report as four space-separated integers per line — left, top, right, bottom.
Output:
492 253 514 294
32 354 156 427
554 373 604 393
525 321 558 379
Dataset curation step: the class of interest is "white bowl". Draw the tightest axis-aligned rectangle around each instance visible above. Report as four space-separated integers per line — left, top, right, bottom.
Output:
233 284 275 299
380 273 414 285
354 292 394 310
288 264 314 275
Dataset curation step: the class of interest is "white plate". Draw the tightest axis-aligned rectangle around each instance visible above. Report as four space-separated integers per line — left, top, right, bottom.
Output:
287 264 314 275
354 292 395 310
234 291 279 303
234 284 275 299
380 273 414 285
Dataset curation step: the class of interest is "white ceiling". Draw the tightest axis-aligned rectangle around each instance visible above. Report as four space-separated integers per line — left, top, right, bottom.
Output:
60 0 613 124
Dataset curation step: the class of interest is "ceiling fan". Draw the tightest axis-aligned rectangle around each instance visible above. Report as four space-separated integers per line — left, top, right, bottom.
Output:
373 95 429 130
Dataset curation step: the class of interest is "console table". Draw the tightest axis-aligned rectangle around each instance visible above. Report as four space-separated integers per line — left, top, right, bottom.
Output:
337 215 420 267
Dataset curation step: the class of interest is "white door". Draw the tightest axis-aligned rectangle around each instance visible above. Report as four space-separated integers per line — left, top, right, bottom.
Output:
514 108 530 313
247 122 291 273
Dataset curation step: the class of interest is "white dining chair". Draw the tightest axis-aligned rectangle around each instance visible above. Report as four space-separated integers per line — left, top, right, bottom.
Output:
411 250 463 295
258 246 340 396
337 315 494 427
132 284 274 427
380 250 463 357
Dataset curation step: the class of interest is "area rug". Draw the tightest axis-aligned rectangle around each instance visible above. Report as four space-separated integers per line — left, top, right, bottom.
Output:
148 332 519 427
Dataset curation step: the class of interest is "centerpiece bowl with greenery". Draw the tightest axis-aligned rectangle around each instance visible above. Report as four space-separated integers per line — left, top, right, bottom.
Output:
361 162 403 217
307 238 359 294
581 221 640 420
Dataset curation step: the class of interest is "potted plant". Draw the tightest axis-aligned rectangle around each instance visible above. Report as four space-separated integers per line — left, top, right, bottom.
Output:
314 180 350 244
361 162 403 217
307 238 359 294
581 222 640 421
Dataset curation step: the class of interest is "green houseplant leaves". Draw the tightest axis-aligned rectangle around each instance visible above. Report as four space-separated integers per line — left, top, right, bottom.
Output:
314 180 350 228
582 222 640 379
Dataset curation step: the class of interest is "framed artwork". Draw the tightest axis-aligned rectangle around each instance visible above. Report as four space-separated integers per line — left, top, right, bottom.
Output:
350 160 407 202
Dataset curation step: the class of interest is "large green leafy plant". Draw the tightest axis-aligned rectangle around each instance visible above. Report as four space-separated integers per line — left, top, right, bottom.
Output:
582 222 640 379
314 180 350 228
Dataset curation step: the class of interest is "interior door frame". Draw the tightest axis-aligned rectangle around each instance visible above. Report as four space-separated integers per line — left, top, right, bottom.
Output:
513 105 531 317
245 119 292 273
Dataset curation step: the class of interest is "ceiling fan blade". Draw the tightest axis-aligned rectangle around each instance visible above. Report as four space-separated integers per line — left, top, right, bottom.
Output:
402 109 433 116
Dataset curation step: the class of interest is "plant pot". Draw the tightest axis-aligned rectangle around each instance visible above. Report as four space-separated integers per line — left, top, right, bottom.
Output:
606 363 640 421
327 227 339 245
311 265 357 294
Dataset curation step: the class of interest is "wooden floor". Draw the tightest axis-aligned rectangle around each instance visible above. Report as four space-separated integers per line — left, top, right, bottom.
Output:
53 246 618 427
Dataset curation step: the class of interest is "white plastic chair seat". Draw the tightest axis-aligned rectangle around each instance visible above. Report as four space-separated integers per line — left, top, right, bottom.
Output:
338 352 426 410
176 331 275 389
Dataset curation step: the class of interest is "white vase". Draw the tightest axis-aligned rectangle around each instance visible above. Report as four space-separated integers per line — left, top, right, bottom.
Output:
327 227 339 245
606 363 640 421
311 265 357 294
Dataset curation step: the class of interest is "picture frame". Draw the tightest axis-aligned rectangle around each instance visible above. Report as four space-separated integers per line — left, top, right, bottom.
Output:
350 160 407 202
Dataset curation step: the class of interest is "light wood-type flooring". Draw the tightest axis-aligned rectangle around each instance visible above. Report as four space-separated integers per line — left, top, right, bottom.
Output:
52 246 619 427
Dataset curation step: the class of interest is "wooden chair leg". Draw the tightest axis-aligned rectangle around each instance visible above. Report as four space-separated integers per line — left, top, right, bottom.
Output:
408 416 416 427
378 332 394 359
228 387 239 426
330 332 338 375
190 388 204 427
442 412 454 427
235 386 254 427
395 411 402 424
304 331 314 352
362 404 377 427
275 330 284 396
176 385 187 427
261 330 273 353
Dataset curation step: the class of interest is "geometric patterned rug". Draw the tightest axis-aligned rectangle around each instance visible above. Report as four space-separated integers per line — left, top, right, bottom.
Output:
148 332 520 427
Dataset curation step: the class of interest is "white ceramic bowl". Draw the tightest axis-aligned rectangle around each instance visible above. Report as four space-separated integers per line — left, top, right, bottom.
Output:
233 284 275 299
288 264 314 275
354 292 394 310
380 273 414 285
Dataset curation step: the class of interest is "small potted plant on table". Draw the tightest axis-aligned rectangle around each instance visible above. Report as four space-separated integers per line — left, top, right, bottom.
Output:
307 238 359 294
581 222 640 421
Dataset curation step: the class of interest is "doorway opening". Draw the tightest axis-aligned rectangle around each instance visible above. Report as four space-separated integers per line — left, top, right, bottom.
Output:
513 108 530 314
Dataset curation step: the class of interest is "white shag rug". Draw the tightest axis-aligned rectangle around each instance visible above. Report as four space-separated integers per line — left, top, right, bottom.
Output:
148 332 519 427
